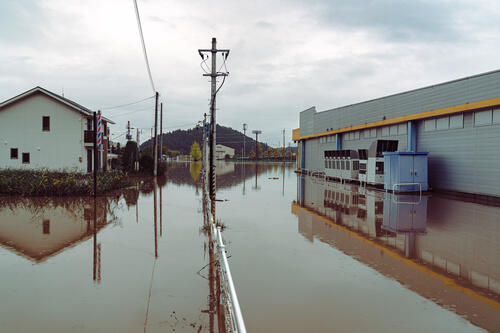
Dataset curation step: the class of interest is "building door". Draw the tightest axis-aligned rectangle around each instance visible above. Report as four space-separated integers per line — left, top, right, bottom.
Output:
87 149 92 173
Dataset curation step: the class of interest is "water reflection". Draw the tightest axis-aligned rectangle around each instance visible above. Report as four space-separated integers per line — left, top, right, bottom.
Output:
294 175 500 332
164 161 294 190
0 196 118 265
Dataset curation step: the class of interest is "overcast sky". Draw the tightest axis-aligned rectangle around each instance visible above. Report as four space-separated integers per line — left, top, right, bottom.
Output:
1 0 499 147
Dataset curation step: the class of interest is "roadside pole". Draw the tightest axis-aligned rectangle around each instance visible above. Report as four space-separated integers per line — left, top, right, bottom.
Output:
153 92 159 177
198 38 230 217
159 102 163 164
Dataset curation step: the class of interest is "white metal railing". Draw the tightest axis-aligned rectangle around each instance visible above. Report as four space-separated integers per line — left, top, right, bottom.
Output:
201 169 246 333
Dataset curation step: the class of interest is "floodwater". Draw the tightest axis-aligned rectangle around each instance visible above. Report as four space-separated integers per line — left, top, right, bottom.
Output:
0 162 499 332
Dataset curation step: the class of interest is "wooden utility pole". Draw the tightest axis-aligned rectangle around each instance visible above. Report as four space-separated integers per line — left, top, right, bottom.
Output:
198 38 230 216
283 128 286 162
153 92 159 177
243 123 247 159
159 102 163 162
93 112 98 197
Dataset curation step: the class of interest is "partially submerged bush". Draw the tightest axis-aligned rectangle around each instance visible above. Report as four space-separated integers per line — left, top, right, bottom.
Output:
0 169 131 196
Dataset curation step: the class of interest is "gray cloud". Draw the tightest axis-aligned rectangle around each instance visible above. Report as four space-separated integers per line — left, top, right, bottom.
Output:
298 0 461 42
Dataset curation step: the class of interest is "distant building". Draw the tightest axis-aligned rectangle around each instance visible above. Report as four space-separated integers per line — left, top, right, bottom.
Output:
215 144 235 160
0 86 114 172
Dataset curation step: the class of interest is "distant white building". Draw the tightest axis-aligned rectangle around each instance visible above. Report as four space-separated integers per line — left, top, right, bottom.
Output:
0 86 114 172
215 144 235 160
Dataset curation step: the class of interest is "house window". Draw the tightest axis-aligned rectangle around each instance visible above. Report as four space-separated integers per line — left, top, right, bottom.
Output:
87 118 93 130
42 116 50 131
10 148 18 159
43 219 50 234
22 153 30 164
474 110 492 126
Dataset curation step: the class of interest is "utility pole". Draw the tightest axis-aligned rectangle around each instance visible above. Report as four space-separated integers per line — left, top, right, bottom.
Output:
198 38 230 216
126 121 132 141
283 128 286 162
203 113 208 182
243 123 247 160
136 128 140 171
252 130 262 160
159 102 163 162
153 92 159 177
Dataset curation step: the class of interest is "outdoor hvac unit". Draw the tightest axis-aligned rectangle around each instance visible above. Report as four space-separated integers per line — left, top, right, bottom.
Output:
367 140 398 185
324 149 359 181
358 149 368 184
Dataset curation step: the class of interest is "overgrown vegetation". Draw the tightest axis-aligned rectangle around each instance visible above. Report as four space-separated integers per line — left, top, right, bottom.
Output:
0 169 131 196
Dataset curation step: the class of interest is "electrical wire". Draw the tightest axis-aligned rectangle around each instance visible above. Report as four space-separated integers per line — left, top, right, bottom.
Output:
109 105 155 118
101 95 155 111
133 0 156 93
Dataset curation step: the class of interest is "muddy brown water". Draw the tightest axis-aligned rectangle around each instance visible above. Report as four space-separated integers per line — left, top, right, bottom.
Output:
0 162 498 332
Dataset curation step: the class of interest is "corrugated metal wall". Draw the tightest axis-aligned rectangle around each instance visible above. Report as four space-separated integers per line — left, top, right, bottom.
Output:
418 111 500 196
304 70 500 134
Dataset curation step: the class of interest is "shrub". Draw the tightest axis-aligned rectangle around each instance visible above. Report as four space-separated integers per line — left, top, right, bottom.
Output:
0 169 131 196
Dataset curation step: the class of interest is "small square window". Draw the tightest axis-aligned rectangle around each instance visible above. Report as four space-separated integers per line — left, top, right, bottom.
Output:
22 153 30 164
43 219 50 234
10 148 18 159
42 116 50 131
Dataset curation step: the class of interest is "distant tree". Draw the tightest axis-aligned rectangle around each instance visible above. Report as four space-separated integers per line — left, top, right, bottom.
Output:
190 142 202 161
257 143 263 159
122 141 138 171
249 151 256 159
263 150 268 158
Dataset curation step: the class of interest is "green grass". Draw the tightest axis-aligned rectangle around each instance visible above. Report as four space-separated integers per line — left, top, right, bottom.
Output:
0 169 131 196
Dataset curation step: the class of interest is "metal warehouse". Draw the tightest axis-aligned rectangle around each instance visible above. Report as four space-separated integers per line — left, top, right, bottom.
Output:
292 69 500 198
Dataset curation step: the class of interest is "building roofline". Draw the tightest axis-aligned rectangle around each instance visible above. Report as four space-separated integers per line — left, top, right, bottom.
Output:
313 69 500 115
0 86 115 124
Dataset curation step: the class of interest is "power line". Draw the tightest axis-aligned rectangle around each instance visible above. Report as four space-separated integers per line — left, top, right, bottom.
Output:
101 95 155 111
133 0 156 93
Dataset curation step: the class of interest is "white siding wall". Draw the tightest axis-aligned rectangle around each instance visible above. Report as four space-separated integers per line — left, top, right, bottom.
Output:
0 94 87 172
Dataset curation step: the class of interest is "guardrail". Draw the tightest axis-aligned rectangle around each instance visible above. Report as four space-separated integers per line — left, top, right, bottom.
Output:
202 169 246 333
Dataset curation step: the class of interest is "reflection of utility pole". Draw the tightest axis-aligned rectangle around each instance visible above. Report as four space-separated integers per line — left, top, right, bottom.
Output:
252 130 262 160
282 163 285 197
253 163 260 190
243 123 247 159
153 179 158 258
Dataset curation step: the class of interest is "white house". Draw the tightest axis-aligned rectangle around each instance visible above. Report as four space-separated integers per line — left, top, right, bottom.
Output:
0 86 114 172
215 144 235 160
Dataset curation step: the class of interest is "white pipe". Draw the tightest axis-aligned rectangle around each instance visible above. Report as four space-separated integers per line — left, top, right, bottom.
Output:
216 227 247 333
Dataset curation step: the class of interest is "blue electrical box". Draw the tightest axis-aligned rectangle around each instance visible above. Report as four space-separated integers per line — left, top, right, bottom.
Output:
383 151 429 192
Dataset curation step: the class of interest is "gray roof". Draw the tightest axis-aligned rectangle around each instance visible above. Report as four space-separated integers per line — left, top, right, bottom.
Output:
0 86 115 124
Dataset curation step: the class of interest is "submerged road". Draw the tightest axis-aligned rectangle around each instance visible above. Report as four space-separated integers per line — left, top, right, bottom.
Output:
0 162 498 332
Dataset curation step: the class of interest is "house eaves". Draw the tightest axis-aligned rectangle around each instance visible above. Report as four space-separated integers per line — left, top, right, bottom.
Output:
0 86 115 124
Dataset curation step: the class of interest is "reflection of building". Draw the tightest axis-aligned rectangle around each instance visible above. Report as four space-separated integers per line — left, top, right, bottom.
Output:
215 160 235 176
293 175 500 332
215 144 235 160
295 175 500 296
0 86 114 172
0 198 109 263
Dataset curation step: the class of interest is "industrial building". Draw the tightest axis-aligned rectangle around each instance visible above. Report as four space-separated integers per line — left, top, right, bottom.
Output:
293 70 500 198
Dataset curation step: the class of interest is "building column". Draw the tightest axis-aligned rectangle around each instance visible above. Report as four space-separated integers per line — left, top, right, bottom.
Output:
300 140 306 171
408 121 417 151
336 133 342 150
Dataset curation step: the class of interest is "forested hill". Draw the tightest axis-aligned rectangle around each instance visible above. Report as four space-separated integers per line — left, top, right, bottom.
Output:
140 124 270 155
